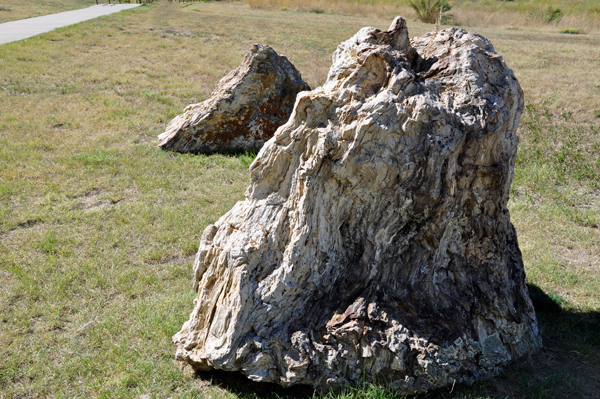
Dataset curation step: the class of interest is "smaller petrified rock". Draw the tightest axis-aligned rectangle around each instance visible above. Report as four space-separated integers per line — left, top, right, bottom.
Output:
158 44 310 154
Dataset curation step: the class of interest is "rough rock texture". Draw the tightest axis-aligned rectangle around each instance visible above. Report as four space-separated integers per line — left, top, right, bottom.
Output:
173 17 542 394
158 44 310 154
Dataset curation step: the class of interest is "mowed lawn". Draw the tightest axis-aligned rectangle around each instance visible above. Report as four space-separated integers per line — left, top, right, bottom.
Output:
0 2 599 398
0 0 93 23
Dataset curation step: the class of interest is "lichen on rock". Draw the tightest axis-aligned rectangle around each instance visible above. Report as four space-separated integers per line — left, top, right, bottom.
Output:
173 17 541 394
158 43 310 154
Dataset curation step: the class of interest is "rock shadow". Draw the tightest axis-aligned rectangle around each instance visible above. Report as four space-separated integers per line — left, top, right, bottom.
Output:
194 369 314 399
434 283 600 398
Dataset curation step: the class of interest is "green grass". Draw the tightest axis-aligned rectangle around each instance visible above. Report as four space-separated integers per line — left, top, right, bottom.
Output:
0 2 599 399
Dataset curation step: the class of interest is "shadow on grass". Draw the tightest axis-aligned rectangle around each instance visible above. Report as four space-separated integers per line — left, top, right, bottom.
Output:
429 284 600 399
495 284 600 399
194 369 314 399
192 283 600 399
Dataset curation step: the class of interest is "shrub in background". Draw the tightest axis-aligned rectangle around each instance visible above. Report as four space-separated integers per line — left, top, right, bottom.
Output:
409 0 451 24
544 6 563 23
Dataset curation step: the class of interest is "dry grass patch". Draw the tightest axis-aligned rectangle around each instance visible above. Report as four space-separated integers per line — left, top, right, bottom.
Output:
245 0 414 19
0 2 599 398
243 0 600 33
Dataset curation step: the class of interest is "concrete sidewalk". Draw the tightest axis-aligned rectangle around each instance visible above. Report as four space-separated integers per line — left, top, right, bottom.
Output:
0 4 141 45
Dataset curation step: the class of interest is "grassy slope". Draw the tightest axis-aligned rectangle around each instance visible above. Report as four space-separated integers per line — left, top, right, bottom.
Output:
452 0 600 15
243 0 600 34
0 2 599 398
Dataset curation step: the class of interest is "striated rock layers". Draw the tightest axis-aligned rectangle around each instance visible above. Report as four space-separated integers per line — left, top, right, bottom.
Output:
173 17 541 394
158 43 310 154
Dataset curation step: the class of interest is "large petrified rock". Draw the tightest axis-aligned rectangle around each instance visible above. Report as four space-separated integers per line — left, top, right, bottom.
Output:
173 17 541 393
158 44 310 154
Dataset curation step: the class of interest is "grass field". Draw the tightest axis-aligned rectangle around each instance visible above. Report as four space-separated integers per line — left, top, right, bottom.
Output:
0 1 599 398
0 0 93 23
243 0 600 34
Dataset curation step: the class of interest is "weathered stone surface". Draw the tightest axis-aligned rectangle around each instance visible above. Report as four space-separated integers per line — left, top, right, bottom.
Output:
158 44 310 154
173 17 541 394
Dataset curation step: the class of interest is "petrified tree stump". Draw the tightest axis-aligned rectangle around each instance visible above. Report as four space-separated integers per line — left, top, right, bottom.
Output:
173 17 541 394
158 43 310 154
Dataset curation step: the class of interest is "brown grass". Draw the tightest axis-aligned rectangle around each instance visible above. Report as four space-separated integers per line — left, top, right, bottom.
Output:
244 0 413 19
243 0 600 34
453 9 600 35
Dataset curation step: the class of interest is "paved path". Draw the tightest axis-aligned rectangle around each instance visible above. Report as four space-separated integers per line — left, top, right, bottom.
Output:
0 4 141 45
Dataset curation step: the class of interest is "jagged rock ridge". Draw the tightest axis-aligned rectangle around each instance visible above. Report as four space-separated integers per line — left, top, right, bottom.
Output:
173 17 541 394
159 43 310 154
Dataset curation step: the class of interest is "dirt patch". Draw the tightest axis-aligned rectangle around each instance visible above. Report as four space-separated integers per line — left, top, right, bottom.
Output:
1 221 46 249
556 245 600 272
71 188 137 211
0 270 14 298
151 29 194 36
144 254 194 266
71 188 114 211
8 219 42 231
